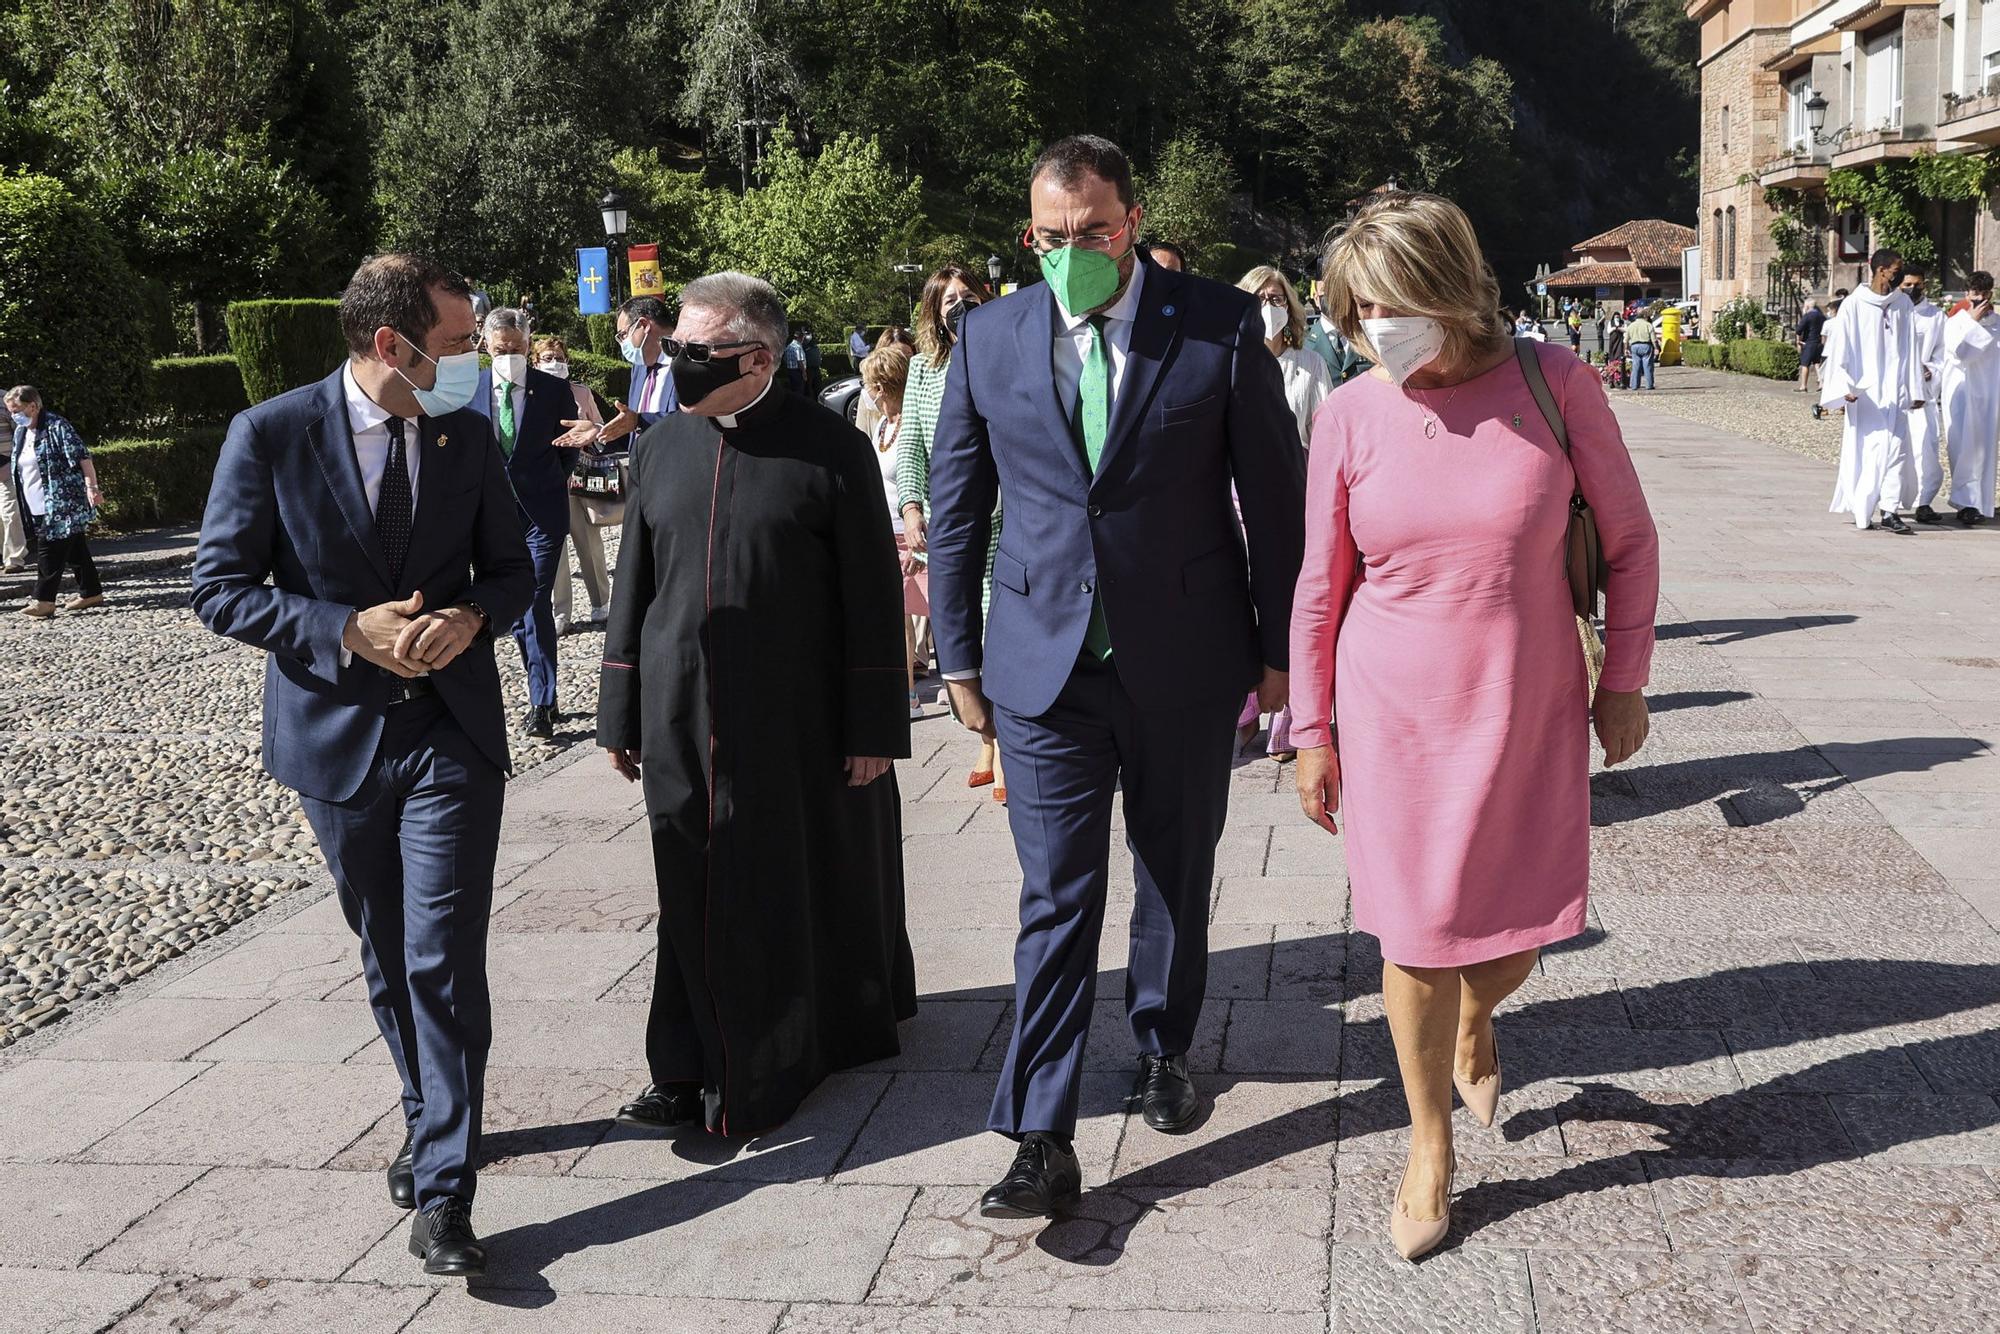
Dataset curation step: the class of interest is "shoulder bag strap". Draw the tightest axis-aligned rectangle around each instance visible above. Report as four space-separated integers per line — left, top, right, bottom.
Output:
1513 336 1568 459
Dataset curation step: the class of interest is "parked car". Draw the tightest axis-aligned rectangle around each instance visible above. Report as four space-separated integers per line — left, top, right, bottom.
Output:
819 375 864 425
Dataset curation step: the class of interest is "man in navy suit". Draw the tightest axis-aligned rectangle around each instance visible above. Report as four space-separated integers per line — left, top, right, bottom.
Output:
191 253 532 1276
469 307 575 738
929 136 1306 1217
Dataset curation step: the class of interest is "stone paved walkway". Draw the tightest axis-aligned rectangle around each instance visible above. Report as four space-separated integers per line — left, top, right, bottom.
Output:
2 396 1998 1332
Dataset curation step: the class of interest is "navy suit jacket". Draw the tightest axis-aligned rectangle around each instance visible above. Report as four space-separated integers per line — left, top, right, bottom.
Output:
469 366 575 538
929 258 1307 717
191 367 535 803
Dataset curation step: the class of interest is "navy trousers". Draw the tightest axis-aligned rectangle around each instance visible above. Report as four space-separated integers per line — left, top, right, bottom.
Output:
299 693 504 1209
510 517 563 709
987 653 1238 1139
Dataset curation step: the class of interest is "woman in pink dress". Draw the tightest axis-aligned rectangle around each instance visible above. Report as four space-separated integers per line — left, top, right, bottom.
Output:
1290 193 1659 1260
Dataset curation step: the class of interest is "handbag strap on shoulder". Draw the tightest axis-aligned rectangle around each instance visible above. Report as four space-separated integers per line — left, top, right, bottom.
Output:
1513 336 1569 457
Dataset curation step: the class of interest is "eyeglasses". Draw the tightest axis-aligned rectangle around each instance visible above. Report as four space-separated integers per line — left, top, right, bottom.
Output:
1021 220 1133 256
661 337 764 362
1257 292 1289 307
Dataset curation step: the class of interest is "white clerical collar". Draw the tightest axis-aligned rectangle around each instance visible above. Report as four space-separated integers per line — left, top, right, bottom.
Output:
715 375 776 429
1053 258 1146 334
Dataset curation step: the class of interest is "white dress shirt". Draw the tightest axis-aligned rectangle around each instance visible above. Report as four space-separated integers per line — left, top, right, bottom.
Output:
1051 259 1146 417
490 374 526 451
16 425 45 516
343 363 421 515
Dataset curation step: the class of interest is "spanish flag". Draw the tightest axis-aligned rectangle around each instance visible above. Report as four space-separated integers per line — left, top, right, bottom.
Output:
628 243 665 300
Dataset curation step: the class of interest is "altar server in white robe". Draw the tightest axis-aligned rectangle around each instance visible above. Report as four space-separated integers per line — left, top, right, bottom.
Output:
1823 249 1927 533
1943 272 2000 525
1898 264 1949 521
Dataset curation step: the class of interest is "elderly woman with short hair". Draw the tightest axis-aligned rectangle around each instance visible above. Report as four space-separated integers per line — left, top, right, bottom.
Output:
6 385 105 618
1289 192 1660 1260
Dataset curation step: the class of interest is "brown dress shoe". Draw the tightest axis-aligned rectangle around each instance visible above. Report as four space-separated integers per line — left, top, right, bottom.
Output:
65 594 105 610
21 600 54 619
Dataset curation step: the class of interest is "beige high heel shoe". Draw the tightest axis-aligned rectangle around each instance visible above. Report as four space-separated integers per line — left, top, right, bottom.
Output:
1453 1025 1502 1129
1389 1149 1455 1261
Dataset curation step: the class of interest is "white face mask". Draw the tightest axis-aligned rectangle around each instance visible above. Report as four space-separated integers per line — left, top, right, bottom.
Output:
537 359 569 380
490 353 528 385
1361 316 1446 385
1259 303 1288 340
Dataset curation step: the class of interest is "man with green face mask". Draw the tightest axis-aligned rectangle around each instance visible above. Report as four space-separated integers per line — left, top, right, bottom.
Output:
928 134 1306 1219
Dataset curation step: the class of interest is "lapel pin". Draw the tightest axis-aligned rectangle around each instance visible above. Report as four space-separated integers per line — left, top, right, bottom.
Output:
435 433 449 448
1162 305 1175 317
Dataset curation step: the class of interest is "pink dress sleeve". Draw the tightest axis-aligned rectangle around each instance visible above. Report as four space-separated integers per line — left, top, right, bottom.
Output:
1288 400 1360 749
1554 352 1660 692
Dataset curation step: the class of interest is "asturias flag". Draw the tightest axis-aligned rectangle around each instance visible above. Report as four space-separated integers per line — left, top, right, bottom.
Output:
628 243 665 301
575 247 612 315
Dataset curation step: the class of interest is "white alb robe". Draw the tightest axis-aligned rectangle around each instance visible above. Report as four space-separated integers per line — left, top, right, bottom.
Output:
1907 299 1948 508
1943 306 2000 517
1822 285 1926 527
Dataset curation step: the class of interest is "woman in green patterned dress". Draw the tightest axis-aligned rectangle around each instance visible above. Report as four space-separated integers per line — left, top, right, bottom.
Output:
896 264 1007 800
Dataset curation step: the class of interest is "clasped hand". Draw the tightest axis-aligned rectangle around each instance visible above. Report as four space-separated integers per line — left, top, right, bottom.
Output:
343 591 482 677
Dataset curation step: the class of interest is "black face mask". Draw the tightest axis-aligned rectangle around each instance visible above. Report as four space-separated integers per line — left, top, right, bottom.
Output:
671 349 753 408
946 299 980 342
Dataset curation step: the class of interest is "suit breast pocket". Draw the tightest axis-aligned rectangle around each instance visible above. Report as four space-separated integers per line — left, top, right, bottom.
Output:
1158 392 1223 428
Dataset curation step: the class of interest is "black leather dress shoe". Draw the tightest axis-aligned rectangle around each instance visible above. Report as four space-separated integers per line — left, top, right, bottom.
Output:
1132 1053 1200 1133
523 705 557 739
1916 504 1943 524
615 1081 702 1129
979 1132 1082 1218
409 1196 485 1277
387 1130 416 1210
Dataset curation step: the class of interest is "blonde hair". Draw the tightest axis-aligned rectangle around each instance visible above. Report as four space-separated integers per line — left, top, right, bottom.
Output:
1321 192 1507 373
861 344 911 412
1237 265 1305 349
531 334 568 361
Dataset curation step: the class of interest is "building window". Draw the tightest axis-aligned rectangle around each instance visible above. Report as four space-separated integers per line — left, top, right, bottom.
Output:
1787 77 1811 153
1726 206 1738 280
1714 210 1725 279
1982 1 2000 95
1838 209 1869 260
1722 104 1730 153
1866 29 1905 129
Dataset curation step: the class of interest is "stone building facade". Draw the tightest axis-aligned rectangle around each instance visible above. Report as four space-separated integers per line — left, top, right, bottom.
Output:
1691 0 2000 325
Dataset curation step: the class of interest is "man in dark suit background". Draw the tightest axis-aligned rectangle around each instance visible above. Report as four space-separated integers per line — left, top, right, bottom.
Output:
191 253 533 1277
470 307 575 738
929 135 1306 1216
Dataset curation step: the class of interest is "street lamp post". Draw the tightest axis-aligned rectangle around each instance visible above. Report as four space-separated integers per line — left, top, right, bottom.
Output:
599 188 630 307
893 262 923 315
986 253 1005 292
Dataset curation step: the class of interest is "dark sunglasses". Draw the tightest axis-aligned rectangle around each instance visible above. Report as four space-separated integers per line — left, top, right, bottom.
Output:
662 337 764 362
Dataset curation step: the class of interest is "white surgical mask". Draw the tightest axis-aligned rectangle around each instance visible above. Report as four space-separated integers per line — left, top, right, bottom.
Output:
1361 316 1446 385
537 359 569 380
490 353 527 385
1259 303 1288 340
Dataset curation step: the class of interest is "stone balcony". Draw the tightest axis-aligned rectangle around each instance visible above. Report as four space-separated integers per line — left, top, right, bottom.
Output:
1939 86 2000 148
1829 123 1936 171
1756 148 1830 190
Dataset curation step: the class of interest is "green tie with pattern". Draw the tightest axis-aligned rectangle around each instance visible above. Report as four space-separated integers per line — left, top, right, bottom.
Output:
497 379 518 459
1074 315 1113 660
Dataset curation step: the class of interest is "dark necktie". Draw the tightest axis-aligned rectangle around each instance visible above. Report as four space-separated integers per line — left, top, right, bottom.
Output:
376 416 413 587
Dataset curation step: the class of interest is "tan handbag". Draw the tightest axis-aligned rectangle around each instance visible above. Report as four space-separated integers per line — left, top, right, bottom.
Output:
1513 339 1610 698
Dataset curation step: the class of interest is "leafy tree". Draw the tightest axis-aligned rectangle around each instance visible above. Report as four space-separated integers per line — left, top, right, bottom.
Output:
716 128 924 333
1139 136 1235 270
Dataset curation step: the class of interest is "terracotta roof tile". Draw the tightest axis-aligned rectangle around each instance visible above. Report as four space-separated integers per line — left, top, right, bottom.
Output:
1543 261 1648 289
1572 219 1699 271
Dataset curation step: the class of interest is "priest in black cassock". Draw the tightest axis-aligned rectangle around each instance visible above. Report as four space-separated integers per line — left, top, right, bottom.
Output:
597 271 916 1138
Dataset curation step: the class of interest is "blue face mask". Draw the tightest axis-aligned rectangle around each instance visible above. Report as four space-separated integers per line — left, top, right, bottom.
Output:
394 340 480 416
9 412 30 428
619 322 648 364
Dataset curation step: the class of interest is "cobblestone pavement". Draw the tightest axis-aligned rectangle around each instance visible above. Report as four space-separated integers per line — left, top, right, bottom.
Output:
2 402 1997 1331
1628 363 1847 467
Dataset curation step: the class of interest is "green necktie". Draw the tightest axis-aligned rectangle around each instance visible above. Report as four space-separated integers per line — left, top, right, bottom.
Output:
1074 316 1112 660
497 380 518 458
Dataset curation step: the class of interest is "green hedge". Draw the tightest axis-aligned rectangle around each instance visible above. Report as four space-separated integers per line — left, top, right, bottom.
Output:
1726 338 1799 380
148 355 248 425
0 175 153 437
225 299 345 405
92 427 227 530
585 313 618 357
568 351 630 407
1679 339 1716 369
